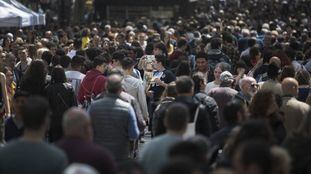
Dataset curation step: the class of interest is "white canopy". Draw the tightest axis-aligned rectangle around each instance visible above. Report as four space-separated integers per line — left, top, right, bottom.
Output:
4 0 45 26
0 0 45 28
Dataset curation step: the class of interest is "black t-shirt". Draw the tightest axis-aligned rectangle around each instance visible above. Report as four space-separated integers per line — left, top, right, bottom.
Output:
149 69 176 101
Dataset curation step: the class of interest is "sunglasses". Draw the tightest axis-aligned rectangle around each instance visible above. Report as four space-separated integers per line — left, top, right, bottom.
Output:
251 83 259 88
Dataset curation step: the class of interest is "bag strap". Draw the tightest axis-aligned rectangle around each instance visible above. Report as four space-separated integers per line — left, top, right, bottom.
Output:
57 92 69 108
193 104 201 124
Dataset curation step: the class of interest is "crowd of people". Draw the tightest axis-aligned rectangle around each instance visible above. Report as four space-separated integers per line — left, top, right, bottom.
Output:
1 0 311 174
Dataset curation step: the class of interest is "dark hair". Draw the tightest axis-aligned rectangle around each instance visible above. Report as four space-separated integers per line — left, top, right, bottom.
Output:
210 37 222 49
223 101 245 125
175 60 191 77
295 69 310 86
21 96 50 130
176 76 194 94
51 65 66 83
249 90 277 118
247 38 257 47
236 141 273 174
59 55 71 69
71 55 85 68
177 38 188 49
13 90 30 100
155 55 167 67
280 65 295 81
112 50 126 61
73 38 82 50
195 52 208 61
249 46 260 60
86 48 102 61
118 160 144 174
93 55 106 68
20 60 47 95
163 82 178 98
267 63 280 79
121 57 135 70
41 51 53 65
160 159 198 174
154 42 168 56
165 103 189 131
192 72 205 94
169 141 207 163
145 42 154 55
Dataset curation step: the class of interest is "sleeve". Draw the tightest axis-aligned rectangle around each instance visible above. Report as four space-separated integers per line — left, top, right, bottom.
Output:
128 105 140 139
138 82 149 119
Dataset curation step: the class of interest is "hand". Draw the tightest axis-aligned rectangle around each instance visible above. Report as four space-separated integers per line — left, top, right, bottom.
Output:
146 90 153 97
154 78 165 87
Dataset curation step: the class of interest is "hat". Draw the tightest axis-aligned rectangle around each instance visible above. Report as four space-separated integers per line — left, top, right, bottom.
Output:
220 71 234 83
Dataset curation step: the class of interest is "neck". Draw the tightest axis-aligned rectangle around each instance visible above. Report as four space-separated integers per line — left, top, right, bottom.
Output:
124 69 132 75
157 66 165 72
166 130 184 136
22 129 45 142
214 79 221 85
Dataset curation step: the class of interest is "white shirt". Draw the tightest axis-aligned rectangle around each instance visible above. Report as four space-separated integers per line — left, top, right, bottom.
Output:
65 70 85 94
205 81 219 94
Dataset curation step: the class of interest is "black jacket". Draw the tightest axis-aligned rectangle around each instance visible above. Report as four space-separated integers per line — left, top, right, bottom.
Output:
176 93 219 137
45 83 77 142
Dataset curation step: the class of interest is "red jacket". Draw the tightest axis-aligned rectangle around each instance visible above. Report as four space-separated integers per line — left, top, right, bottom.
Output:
77 69 106 104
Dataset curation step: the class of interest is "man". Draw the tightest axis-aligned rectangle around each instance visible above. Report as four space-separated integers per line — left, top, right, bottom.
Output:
175 76 219 137
4 90 29 142
208 71 238 128
14 47 32 85
112 51 141 80
88 74 140 163
139 103 188 174
121 57 148 124
77 55 108 104
67 39 82 59
234 76 258 106
0 96 67 174
57 108 117 174
260 63 282 96
280 78 310 133
210 101 247 148
66 55 86 94
194 52 209 82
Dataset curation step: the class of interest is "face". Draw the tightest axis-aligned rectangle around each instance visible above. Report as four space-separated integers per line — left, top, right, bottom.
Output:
244 80 259 97
18 49 28 61
152 60 162 70
112 59 121 68
196 58 208 71
13 96 27 117
153 47 163 56
214 67 222 80
97 63 106 73
5 69 13 84
138 33 146 42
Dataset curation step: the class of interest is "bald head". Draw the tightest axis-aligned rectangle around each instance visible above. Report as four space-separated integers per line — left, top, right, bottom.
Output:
282 77 299 96
63 107 92 140
106 74 123 94
269 56 281 68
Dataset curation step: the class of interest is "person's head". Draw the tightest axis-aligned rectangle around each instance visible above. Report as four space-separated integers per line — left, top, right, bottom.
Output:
41 51 53 66
165 103 189 134
18 47 28 62
112 50 126 68
249 90 279 118
162 82 178 98
121 57 136 72
210 37 222 49
267 63 280 80
169 141 207 164
177 38 188 51
239 76 258 98
93 55 109 73
160 159 202 174
51 65 67 84
64 163 99 174
280 66 295 82
295 69 310 86
63 107 93 141
12 90 30 117
152 55 166 70
176 76 194 96
269 57 281 68
2 66 13 84
249 46 261 67
270 146 291 174
23 59 47 85
214 62 231 81
73 39 82 50
21 96 51 132
219 71 235 87
71 55 85 71
106 74 123 95
247 38 257 47
281 77 299 97
153 42 167 56
223 101 248 125
195 52 208 72
192 72 207 93
233 141 273 174
175 60 191 77
59 55 71 69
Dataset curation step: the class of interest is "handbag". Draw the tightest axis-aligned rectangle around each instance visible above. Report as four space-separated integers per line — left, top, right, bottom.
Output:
183 105 200 138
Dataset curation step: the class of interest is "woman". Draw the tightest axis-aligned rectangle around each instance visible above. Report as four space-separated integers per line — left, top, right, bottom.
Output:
19 60 47 96
283 110 311 174
205 62 231 93
249 90 286 144
0 72 10 117
295 69 310 102
45 65 77 142
2 67 16 115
